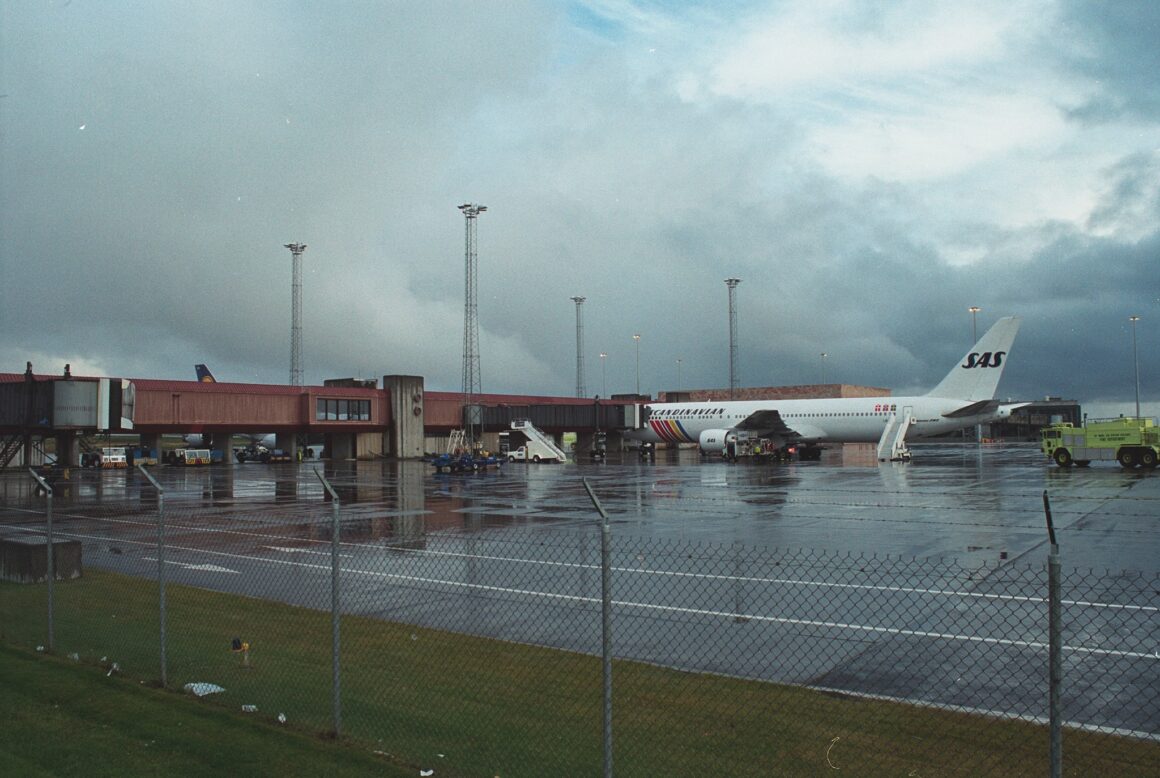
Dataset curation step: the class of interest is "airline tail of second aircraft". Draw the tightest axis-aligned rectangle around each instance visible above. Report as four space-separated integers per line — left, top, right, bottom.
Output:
195 364 216 383
926 316 1020 401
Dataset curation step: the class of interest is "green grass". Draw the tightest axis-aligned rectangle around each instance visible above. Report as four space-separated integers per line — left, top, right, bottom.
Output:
2 572 1157 776
0 642 419 777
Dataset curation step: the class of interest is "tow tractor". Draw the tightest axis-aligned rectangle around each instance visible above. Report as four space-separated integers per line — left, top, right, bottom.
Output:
1041 417 1159 469
235 445 292 463
430 430 502 473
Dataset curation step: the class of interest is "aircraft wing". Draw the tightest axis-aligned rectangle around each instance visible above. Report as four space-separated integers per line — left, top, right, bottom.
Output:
941 399 1000 418
734 409 828 442
734 409 792 434
730 409 795 436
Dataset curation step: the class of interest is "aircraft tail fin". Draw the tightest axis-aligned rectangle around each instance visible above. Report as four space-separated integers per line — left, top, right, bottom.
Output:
926 316 1020 401
195 364 216 383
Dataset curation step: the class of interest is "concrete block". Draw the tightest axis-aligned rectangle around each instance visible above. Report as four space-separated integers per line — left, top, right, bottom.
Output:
0 535 83 583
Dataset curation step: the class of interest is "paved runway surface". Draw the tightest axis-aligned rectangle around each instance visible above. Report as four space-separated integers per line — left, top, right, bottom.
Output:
2 442 1157 736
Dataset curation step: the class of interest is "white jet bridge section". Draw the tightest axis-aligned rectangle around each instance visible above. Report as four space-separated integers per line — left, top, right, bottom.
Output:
510 419 569 462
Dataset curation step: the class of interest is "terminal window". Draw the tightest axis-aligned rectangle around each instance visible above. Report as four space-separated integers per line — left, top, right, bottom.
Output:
316 398 371 421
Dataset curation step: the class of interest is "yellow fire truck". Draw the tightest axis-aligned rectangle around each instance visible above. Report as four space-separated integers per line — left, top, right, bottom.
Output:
1040 417 1159 469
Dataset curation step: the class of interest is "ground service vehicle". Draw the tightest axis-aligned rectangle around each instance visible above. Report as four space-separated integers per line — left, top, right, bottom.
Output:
81 447 129 468
506 420 568 463
1041 417 1159 469
430 451 502 473
235 445 292 463
127 445 158 466
165 448 217 465
507 444 564 463
100 447 128 468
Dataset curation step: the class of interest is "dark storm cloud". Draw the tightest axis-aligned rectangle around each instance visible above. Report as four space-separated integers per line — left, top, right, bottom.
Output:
0 1 1156 419
1059 0 1160 121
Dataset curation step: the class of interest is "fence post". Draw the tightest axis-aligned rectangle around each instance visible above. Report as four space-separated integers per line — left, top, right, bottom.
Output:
582 478 613 778
1043 491 1062 778
314 468 342 737
732 542 748 623
137 464 168 687
28 468 54 652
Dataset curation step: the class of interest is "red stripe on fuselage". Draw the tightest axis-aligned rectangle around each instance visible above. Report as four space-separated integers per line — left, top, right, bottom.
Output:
649 419 692 443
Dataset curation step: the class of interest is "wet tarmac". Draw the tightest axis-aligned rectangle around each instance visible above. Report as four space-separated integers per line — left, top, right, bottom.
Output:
5 442 1157 570
2 442 1157 736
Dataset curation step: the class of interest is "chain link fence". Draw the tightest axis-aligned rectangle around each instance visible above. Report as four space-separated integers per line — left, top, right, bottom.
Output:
1 466 1157 776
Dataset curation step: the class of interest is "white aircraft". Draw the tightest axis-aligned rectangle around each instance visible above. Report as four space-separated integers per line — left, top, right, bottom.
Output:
627 316 1023 461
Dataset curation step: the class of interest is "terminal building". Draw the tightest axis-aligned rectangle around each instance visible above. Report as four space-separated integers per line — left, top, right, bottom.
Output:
2 363 1079 467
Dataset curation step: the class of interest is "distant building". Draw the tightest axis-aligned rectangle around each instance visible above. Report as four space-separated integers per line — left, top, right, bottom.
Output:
323 377 378 389
660 384 888 403
988 398 1082 441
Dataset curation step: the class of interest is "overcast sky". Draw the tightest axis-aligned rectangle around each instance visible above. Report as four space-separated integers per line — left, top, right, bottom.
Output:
2 1 1157 417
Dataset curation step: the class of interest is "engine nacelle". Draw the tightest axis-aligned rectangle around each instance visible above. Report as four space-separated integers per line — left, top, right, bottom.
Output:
698 429 730 455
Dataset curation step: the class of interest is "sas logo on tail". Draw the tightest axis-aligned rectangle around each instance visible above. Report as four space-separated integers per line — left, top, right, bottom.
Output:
962 351 1006 369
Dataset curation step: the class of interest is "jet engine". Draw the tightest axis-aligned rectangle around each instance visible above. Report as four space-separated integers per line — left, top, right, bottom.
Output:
698 429 729 455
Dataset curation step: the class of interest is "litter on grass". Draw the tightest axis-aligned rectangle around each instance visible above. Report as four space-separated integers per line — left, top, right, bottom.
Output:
183 682 225 697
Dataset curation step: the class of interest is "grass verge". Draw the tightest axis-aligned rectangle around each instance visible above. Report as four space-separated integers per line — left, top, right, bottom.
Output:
0 642 418 776
2 571 1157 776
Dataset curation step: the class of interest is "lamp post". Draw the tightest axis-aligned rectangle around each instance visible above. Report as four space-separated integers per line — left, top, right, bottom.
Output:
571 296 586 398
600 352 607 398
1130 315 1141 419
633 334 641 396
726 278 741 399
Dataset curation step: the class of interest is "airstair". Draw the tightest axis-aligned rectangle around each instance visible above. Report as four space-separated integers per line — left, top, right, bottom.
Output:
0 435 23 469
877 407 914 462
0 435 50 469
510 419 569 462
447 429 468 454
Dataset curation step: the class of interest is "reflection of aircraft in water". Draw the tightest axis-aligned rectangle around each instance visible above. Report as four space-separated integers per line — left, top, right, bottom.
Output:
185 364 276 450
627 317 1024 462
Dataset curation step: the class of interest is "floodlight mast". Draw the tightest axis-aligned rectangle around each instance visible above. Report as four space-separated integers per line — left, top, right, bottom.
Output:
571 296 587 397
725 278 741 399
285 242 307 386
458 204 486 445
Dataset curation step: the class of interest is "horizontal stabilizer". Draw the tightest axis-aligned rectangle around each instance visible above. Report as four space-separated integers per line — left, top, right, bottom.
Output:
942 399 999 418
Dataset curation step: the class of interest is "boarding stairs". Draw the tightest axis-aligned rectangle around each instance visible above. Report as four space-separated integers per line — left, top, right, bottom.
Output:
0 435 51 469
0 435 23 469
510 419 569 462
877 408 914 462
447 429 468 455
